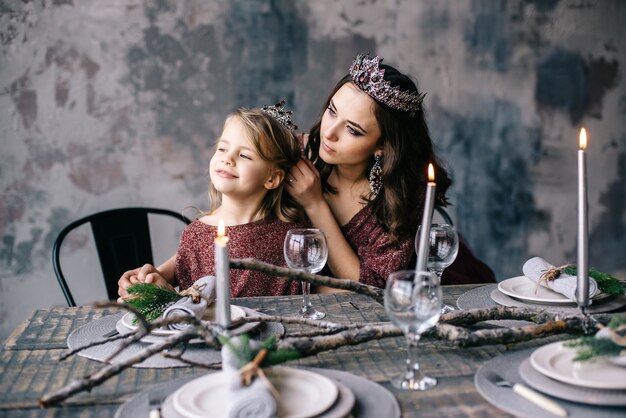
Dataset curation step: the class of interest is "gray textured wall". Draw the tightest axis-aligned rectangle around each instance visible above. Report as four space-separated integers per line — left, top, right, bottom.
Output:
1 0 625 341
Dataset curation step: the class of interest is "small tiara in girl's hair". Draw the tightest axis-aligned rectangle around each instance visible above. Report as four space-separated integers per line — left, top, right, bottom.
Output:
261 100 298 132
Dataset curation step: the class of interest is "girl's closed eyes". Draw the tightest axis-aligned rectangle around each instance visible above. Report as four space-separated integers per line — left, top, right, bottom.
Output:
215 141 257 161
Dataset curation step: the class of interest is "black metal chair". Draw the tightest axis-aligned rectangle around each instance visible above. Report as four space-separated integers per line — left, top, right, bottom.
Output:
52 207 191 306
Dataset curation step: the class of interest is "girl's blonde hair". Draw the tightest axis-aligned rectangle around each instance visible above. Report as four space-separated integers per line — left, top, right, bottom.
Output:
208 108 304 223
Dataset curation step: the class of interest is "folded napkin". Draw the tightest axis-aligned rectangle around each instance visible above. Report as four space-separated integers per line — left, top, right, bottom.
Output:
221 337 277 418
162 275 216 330
522 257 598 301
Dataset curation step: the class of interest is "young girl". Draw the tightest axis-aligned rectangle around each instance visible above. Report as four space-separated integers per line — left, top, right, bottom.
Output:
118 102 307 298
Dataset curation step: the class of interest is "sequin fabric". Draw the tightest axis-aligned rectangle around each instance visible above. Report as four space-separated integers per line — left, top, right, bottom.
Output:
341 205 414 289
175 218 305 297
341 205 496 288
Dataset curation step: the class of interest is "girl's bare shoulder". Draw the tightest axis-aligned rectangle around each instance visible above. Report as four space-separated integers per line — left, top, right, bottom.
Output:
197 214 218 226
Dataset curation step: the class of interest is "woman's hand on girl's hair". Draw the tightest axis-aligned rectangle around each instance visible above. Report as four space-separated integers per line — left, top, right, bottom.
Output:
286 158 324 212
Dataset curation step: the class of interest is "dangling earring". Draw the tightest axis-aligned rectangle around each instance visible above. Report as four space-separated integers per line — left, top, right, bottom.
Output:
369 152 383 197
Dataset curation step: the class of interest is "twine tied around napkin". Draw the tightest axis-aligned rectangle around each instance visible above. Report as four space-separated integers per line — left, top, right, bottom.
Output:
538 264 567 283
536 263 572 292
238 348 280 400
163 276 216 330
522 257 598 301
177 282 208 303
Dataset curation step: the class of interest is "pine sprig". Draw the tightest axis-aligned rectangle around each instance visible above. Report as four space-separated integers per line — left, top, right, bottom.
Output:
565 337 622 361
564 316 626 362
560 266 625 296
218 334 300 367
124 283 183 321
609 316 626 328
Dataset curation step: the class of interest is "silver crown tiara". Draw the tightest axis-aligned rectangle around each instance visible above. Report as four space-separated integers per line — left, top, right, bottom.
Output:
261 100 298 132
349 54 426 113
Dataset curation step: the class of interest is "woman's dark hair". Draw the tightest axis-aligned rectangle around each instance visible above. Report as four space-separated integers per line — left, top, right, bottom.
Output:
307 65 451 241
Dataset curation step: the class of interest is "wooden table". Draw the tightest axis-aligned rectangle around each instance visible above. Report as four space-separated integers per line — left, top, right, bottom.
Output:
0 285 554 417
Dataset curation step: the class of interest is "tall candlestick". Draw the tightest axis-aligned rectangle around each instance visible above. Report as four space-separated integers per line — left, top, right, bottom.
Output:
215 219 231 327
416 163 437 274
576 128 590 307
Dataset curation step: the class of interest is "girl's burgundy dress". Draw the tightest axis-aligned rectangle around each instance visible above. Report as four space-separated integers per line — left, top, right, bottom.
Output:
175 219 303 297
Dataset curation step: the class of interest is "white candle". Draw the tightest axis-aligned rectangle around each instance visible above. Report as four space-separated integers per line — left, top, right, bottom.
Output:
215 219 231 327
416 163 436 274
576 128 590 307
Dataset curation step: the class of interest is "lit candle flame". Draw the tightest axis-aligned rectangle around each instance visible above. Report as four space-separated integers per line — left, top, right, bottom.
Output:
427 163 435 182
579 128 587 150
217 219 226 237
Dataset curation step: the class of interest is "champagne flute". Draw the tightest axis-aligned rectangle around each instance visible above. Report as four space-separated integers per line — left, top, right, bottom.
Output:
415 223 459 313
384 270 442 390
284 228 328 320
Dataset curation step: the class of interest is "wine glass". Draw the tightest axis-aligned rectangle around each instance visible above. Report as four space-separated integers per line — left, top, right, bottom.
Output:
415 223 459 313
384 270 442 390
284 228 328 320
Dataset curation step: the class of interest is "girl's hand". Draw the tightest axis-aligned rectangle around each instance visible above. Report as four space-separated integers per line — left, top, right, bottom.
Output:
286 158 324 212
117 264 173 301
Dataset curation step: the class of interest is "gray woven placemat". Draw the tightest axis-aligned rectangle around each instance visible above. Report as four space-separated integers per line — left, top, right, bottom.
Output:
490 288 626 314
457 285 626 316
68 312 285 368
114 367 401 418
456 285 499 310
456 285 533 327
475 347 626 417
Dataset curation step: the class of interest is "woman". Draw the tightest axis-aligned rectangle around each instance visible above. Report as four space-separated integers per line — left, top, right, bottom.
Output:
287 54 495 289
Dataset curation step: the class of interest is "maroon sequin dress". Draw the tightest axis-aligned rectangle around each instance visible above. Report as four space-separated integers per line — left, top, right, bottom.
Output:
341 205 414 289
342 205 496 288
174 219 303 297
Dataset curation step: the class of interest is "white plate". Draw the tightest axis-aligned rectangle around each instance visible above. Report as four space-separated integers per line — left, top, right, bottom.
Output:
498 276 583 305
120 305 246 336
172 367 339 418
519 358 626 406
163 379 354 418
530 341 626 390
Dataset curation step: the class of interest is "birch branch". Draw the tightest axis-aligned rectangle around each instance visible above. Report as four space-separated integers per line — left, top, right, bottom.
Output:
231 315 358 331
230 258 384 304
39 327 200 408
278 323 402 355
